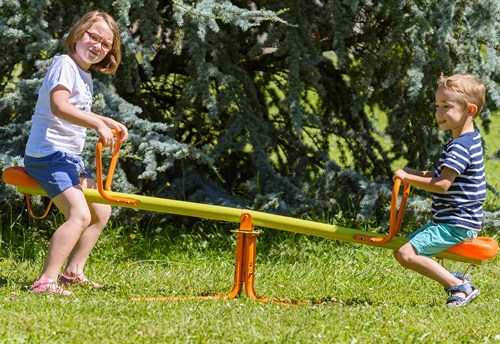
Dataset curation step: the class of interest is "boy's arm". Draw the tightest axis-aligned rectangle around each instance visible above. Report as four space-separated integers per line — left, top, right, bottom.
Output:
393 167 457 194
402 166 435 178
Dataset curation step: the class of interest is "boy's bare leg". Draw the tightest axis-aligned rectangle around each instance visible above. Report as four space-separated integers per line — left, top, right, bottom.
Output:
394 242 467 298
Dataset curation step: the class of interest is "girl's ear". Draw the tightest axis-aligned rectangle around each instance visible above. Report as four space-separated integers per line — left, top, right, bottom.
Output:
468 103 478 117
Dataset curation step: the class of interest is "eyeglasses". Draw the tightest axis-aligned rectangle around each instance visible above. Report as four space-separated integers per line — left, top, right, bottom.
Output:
85 31 113 52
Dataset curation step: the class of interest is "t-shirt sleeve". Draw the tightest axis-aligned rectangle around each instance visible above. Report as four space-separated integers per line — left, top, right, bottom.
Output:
441 143 471 175
46 57 76 94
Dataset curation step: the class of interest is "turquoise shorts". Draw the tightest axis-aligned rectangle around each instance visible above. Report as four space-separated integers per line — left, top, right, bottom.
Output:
407 221 478 258
24 151 93 199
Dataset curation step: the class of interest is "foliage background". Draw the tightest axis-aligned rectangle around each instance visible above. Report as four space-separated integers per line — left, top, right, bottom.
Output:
1 0 500 229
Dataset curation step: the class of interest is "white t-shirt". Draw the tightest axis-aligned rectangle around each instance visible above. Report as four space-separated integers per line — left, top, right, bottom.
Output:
25 55 93 158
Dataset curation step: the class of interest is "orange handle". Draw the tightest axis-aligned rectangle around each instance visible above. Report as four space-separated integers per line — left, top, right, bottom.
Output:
95 130 137 205
355 178 410 244
387 178 410 243
371 178 410 244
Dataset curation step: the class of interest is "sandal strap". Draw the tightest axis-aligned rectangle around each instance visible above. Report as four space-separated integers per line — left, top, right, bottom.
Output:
446 295 466 305
446 281 475 296
32 279 57 287
61 272 85 281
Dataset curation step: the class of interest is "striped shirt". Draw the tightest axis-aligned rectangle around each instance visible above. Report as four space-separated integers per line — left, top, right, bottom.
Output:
432 131 486 231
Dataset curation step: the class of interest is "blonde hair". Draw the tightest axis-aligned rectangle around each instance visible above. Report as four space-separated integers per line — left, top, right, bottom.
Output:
65 10 121 74
437 73 485 119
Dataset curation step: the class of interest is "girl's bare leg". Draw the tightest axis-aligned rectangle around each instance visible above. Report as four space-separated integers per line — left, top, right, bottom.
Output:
63 177 111 277
37 185 91 281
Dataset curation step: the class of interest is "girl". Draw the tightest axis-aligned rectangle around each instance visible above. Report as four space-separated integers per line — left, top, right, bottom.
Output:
24 10 128 295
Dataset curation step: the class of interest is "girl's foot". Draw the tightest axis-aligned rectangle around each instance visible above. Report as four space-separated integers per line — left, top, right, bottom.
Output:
59 272 103 288
29 279 73 296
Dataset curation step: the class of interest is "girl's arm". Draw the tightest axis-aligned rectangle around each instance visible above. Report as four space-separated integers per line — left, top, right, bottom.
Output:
50 86 126 146
393 167 457 194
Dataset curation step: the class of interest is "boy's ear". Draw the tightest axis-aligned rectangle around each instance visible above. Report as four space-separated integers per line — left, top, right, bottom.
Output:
467 104 478 117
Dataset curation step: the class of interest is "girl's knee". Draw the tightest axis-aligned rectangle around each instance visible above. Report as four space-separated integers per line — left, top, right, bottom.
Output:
92 204 111 225
68 210 92 230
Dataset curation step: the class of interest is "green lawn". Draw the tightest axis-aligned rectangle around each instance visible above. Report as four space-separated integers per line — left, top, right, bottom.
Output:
1 218 499 343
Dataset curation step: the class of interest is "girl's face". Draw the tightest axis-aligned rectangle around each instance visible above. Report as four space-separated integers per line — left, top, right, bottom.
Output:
71 20 114 71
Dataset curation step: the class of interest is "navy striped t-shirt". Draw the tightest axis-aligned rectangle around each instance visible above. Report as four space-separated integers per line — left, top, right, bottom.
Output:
432 131 486 231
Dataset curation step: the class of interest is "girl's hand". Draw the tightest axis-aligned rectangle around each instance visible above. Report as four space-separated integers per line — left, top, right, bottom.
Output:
106 120 129 143
96 122 115 147
114 122 129 143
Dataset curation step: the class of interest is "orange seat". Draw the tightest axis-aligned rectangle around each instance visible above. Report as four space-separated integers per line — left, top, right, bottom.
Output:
2 166 41 188
444 237 498 260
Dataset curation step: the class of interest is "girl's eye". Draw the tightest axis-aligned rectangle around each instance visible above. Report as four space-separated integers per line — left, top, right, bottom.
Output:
90 34 101 43
102 42 112 51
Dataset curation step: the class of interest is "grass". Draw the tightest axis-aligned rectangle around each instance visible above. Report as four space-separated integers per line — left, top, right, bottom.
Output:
1 214 500 343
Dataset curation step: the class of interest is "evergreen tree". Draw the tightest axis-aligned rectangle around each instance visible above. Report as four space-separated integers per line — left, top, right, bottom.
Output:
1 1 500 228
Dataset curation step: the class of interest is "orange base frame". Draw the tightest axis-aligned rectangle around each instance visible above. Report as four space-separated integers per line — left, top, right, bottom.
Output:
132 213 312 306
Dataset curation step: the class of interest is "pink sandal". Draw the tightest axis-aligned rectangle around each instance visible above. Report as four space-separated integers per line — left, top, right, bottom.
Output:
29 279 72 296
59 273 103 289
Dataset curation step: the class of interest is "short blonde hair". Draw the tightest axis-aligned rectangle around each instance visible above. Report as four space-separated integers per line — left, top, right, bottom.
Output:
437 73 485 119
65 10 121 74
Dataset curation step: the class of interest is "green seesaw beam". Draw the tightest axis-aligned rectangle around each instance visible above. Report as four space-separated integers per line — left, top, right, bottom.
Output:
14 184 484 265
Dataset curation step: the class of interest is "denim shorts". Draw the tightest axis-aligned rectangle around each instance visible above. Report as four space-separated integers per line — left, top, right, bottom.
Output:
24 151 93 199
407 221 478 258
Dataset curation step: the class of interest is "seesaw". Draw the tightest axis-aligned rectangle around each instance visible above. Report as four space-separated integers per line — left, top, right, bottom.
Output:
2 133 498 304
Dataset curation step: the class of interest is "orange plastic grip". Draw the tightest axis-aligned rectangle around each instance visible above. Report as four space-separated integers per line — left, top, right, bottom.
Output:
390 178 411 241
95 130 137 205
355 178 410 244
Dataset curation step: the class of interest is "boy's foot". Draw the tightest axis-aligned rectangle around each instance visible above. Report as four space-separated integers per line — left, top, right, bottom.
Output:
449 271 471 282
29 279 73 296
445 281 480 308
59 273 103 289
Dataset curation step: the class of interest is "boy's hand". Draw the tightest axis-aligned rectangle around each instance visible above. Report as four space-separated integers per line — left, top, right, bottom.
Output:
393 169 407 183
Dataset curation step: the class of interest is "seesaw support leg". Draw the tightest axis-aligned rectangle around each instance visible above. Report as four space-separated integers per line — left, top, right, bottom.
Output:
436 257 477 282
229 213 261 300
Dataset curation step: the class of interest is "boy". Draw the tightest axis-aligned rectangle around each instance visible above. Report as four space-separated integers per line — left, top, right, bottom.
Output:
393 73 486 307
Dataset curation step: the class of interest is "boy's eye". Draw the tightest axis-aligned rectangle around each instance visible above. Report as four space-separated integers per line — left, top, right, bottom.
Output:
436 104 450 109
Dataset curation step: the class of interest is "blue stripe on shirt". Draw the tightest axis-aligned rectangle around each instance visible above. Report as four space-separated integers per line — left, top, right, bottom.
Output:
431 131 485 231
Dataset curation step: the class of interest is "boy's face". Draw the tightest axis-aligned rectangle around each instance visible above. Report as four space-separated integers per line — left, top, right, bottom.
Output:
435 87 475 138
